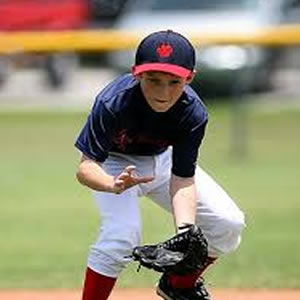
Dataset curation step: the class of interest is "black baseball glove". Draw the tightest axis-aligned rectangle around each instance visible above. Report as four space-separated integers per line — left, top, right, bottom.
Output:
131 224 208 275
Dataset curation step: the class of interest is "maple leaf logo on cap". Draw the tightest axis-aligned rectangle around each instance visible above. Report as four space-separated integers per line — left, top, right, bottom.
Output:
156 43 173 58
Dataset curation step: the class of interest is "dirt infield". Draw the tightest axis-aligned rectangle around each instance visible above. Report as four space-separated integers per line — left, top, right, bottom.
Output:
1 289 300 300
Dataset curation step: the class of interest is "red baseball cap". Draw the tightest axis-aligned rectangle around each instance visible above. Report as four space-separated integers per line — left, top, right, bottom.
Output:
132 30 195 78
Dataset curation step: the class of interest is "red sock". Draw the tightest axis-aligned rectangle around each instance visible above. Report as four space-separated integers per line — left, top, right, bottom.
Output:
168 257 217 289
82 267 117 300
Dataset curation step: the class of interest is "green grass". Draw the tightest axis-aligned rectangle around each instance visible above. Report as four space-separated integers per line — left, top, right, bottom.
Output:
0 103 299 289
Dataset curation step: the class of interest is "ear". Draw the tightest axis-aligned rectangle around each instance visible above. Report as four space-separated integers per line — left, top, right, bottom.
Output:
185 70 196 84
131 65 136 75
131 65 141 80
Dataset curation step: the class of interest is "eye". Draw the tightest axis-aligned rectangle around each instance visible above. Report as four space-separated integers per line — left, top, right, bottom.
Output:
148 78 160 83
170 80 180 85
147 78 162 86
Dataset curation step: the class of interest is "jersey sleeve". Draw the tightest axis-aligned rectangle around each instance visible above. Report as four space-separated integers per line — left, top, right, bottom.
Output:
74 98 116 162
172 120 207 177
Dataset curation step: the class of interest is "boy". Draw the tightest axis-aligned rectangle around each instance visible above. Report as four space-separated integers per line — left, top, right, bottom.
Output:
75 30 245 300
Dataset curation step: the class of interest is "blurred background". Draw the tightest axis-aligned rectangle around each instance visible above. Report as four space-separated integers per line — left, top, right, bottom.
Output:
0 0 300 292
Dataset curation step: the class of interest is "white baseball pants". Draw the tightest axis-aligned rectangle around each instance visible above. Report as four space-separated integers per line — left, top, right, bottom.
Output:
87 148 246 277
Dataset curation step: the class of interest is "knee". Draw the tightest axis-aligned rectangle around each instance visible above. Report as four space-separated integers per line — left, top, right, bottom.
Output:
228 210 246 236
219 211 246 253
206 211 246 257
87 221 141 276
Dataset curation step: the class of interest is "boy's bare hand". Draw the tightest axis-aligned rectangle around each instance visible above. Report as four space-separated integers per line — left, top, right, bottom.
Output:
113 165 154 194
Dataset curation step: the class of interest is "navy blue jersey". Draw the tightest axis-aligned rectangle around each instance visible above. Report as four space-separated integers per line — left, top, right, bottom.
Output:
75 74 208 177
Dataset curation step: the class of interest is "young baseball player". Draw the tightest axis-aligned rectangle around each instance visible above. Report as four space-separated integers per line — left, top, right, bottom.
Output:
75 30 245 300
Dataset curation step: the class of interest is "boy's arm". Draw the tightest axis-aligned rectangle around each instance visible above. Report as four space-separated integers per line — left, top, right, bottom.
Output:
76 154 154 194
170 174 196 231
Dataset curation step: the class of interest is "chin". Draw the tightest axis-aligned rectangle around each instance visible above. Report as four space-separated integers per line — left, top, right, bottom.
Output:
152 106 170 112
150 103 173 112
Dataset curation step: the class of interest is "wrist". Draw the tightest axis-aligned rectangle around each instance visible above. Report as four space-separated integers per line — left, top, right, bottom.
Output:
101 175 117 193
177 223 194 234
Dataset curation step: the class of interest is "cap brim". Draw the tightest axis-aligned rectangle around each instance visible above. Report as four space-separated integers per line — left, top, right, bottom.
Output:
133 63 192 78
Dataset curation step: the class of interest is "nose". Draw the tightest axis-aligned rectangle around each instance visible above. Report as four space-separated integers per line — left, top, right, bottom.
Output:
157 83 171 100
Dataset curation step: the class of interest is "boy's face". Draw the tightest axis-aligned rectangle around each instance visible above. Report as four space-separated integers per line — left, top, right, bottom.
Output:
135 71 194 112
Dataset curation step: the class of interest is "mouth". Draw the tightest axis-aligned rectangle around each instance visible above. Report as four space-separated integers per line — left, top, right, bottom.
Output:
155 99 168 103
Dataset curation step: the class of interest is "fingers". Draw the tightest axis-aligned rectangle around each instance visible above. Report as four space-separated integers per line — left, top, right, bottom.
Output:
113 165 154 194
118 165 136 180
124 165 136 173
136 176 155 184
123 165 154 183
